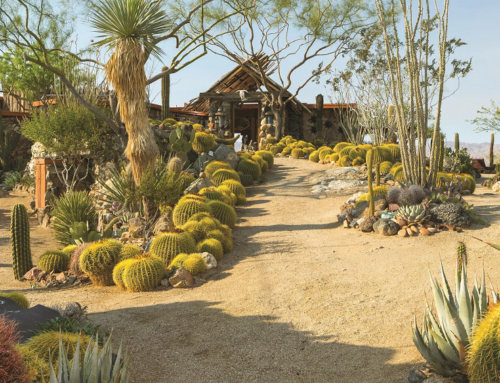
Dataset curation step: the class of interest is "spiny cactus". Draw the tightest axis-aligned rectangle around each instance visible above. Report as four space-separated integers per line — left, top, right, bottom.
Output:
62 245 77 258
199 187 227 204
408 185 426 203
206 229 233 254
207 200 237 228
69 243 90 276
339 146 354 158
211 168 241 186
170 253 190 270
270 146 280 156
192 132 216 153
265 137 277 145
349 147 366 161
0 291 29 309
38 251 69 273
379 161 393 175
255 150 274 168
103 216 120 238
291 148 304 158
372 146 394 164
385 144 401 161
252 154 266 171
150 230 196 265
172 196 211 226
333 142 350 153
240 173 254 186
281 147 292 156
397 188 416 207
168 157 184 175
122 253 165 292
309 151 320 162
467 304 500 383
338 156 349 167
216 184 238 206
490 133 495 167
392 165 405 183
197 238 224 261
457 242 467 279
113 258 136 290
439 133 445 171
387 187 401 203
181 253 206 275
11 203 33 280
222 179 246 205
79 239 123 286
161 66 170 120
205 161 232 178
238 159 261 180
261 160 268 172
120 244 142 260
366 149 375 216
454 132 460 152
181 220 206 242
319 148 334 161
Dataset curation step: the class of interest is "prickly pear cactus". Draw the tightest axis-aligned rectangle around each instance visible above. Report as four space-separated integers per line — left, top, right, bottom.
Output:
11 203 33 280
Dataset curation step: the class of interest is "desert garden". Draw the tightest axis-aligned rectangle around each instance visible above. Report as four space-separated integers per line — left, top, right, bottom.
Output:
1 0 500 382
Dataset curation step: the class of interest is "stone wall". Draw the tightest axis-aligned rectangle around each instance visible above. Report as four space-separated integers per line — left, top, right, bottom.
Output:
286 104 303 140
301 108 343 143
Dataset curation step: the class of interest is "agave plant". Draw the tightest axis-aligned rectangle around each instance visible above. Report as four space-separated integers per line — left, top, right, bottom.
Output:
412 260 494 377
45 333 129 383
395 204 429 226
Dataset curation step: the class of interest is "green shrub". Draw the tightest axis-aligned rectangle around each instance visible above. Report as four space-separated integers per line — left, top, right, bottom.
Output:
3 171 22 190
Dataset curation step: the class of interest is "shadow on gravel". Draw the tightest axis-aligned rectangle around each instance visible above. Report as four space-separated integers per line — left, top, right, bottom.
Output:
92 300 412 383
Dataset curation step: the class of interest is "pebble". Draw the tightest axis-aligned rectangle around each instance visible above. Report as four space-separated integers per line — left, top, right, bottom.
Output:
398 229 408 237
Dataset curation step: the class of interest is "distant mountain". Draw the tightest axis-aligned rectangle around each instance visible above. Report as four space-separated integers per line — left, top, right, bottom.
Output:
444 141 500 159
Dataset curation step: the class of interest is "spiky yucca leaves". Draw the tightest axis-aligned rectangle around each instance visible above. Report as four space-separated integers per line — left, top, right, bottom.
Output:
79 239 123 286
170 253 190 270
90 0 166 183
255 150 274 168
349 147 366 161
379 161 393 175
333 142 351 153
207 200 237 228
309 151 320 162
222 180 246 205
217 185 237 206
69 243 90 276
38 251 69 273
120 244 142 260
372 146 394 164
172 195 211 226
197 238 224 261
238 159 261 180
205 161 232 178
318 148 333 161
51 191 98 246
211 169 241 186
0 291 29 309
240 173 254 186
206 229 233 254
412 262 490 377
23 331 90 368
181 253 206 275
113 258 136 289
11 203 33 280
150 229 196 266
338 156 349 167
122 253 165 292
467 304 500 383
192 131 216 153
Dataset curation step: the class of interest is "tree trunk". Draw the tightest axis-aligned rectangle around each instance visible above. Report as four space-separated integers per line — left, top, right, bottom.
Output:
272 104 284 142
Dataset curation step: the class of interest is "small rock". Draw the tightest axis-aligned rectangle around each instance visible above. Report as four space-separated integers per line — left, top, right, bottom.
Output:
199 172 206 178
185 177 215 194
168 267 194 288
56 272 67 282
45 282 53 288
360 216 378 232
68 276 77 284
343 220 350 228
23 267 42 281
407 227 415 236
398 229 408 237
160 278 170 287
200 252 217 270
373 219 400 236
427 227 438 233
420 227 431 236
410 226 419 234
408 368 427 383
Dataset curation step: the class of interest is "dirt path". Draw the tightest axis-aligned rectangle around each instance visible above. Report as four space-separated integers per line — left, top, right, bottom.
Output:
2 158 500 382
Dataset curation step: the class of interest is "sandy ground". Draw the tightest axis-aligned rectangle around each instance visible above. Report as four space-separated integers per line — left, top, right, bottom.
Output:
2 157 500 382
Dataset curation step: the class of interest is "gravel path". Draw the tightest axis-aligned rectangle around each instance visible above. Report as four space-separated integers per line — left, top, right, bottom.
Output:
2 157 500 382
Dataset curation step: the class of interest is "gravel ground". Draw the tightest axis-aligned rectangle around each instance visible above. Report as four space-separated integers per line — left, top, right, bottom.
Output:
2 158 500 382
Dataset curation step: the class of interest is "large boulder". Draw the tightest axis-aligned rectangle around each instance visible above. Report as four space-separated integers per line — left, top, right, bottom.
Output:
213 144 240 170
356 196 388 218
185 177 215 194
169 267 194 288
373 219 400 236
360 216 378 232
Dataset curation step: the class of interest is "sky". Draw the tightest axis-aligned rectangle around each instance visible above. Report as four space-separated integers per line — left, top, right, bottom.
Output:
71 0 500 144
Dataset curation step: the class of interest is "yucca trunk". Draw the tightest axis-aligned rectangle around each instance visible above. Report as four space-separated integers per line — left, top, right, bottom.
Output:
106 41 159 185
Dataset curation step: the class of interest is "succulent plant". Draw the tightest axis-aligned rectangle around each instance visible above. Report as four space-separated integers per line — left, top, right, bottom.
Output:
0 291 29 309
331 153 340 162
172 196 211 226
69 221 103 246
170 253 190 270
291 148 304 158
261 161 268 172
395 204 429 226
372 146 394 163
281 147 292 156
430 203 471 228
38 251 69 273
265 137 277 145
221 179 246 205
199 187 227 203
255 150 274 168
205 161 232 178
207 200 237 228
0 316 30 382
197 238 224 261
150 230 197 265
79 239 122 286
168 156 184 174
379 161 393 175
69 243 91 276
319 148 334 161
397 188 416 206
122 253 165 292
62 245 77 258
181 253 207 275
392 165 405 183
385 144 401 161
467 304 500 383
270 146 280 156
349 147 366 161
408 185 427 203
192 131 216 153
120 244 142 260
240 173 254 186
11 203 33 280
338 156 350 167
206 229 233 254
44 332 129 383
387 187 401 203
412 257 490 377
211 168 241 186
352 157 364 166
339 146 354 158
333 142 351 153
112 258 136 290
309 151 320 162
216 185 237 206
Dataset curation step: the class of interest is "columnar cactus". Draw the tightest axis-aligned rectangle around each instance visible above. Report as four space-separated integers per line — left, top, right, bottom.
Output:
161 66 170 121
439 133 445 171
122 253 165 292
491 133 495 167
455 132 460 152
366 149 375 216
11 203 33 280
375 164 381 186
315 94 324 138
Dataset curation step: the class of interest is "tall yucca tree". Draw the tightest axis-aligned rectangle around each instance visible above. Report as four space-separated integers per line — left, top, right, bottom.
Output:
90 0 171 184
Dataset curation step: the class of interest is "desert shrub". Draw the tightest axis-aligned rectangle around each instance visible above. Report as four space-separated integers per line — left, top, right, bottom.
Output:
0 316 29 382
52 191 98 246
3 171 22 190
